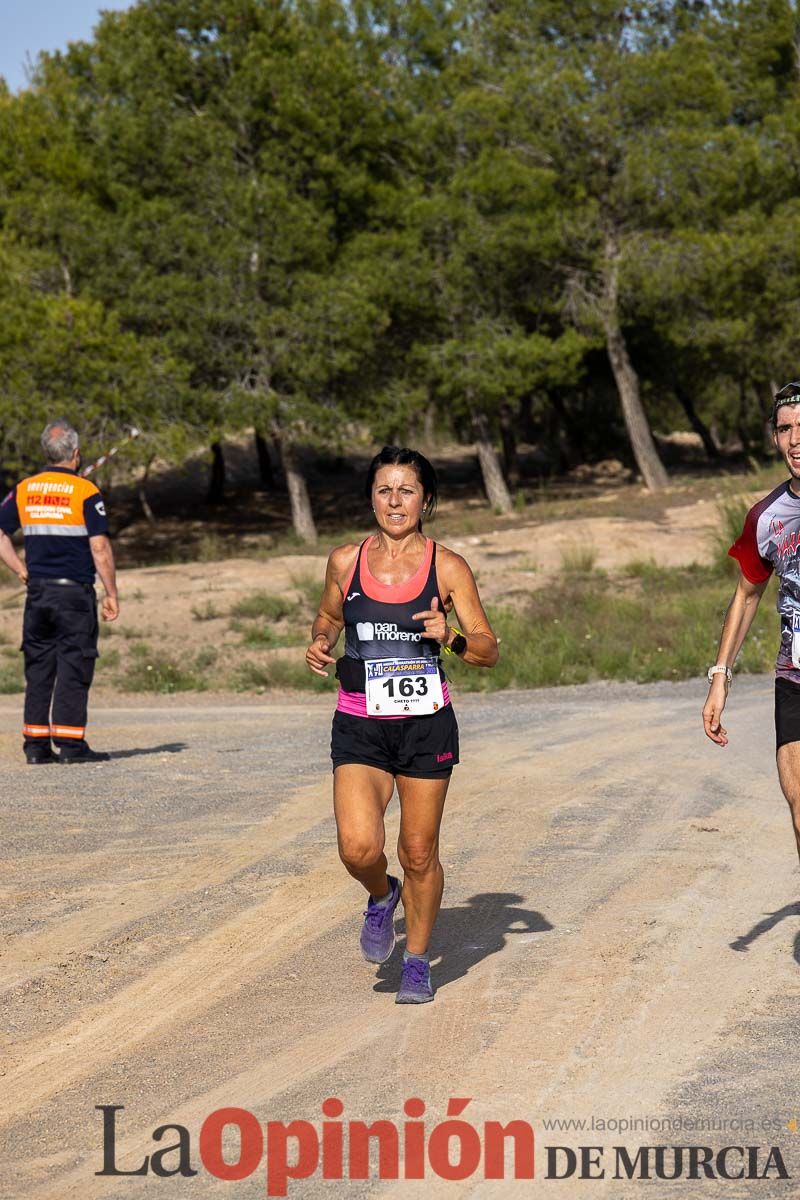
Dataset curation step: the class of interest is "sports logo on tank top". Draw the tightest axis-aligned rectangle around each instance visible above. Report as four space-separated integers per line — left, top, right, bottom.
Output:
356 621 422 644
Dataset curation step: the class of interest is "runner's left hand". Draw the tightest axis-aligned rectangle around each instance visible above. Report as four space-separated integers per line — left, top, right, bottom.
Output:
413 596 449 644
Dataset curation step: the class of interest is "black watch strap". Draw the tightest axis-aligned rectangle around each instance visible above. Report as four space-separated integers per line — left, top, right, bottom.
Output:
450 633 467 656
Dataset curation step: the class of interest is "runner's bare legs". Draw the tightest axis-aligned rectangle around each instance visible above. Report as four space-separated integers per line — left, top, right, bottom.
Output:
776 744 800 863
334 764 394 898
396 775 449 955
334 766 449 953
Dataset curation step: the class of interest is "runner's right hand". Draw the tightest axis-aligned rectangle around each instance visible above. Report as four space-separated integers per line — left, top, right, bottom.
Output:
702 676 729 746
306 634 336 676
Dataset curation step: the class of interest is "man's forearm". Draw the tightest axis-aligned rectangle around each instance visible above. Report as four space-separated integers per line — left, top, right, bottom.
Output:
0 531 26 580
715 583 765 667
91 547 118 597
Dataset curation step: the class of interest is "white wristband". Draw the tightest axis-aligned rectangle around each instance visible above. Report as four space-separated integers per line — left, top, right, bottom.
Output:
707 664 732 684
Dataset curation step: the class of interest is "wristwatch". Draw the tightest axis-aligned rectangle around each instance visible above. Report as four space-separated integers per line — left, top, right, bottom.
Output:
707 664 732 684
449 632 467 656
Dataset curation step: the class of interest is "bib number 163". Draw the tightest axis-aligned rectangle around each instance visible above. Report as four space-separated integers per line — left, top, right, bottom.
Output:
382 676 428 699
364 657 444 716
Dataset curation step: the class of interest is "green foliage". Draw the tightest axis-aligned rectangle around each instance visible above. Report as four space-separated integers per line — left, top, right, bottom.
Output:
560 544 599 576
290 572 324 612
711 498 752 576
230 592 295 621
228 620 305 648
0 239 191 477
120 642 214 692
191 601 223 622
0 659 24 693
445 566 778 692
1 0 799 500
234 659 334 692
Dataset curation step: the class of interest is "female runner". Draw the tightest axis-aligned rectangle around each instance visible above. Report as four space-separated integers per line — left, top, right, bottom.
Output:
305 446 498 1002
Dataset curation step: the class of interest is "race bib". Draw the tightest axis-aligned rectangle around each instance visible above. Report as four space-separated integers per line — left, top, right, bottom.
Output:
364 657 444 717
792 612 800 669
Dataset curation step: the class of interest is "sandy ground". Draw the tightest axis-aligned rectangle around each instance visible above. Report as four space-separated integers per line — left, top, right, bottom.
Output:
1 678 798 1198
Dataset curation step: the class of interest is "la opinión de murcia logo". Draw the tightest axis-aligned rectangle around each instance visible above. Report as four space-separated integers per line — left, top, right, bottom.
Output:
96 1102 791 1193
97 1100 533 1194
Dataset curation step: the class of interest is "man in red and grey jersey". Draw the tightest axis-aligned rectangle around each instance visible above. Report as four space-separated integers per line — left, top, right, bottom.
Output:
703 380 800 865
0 419 119 764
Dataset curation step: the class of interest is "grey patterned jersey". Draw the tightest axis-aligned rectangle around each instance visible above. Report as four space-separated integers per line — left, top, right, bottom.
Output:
728 480 800 680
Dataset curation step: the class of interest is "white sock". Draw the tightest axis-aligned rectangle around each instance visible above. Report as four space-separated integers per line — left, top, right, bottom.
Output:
404 950 429 964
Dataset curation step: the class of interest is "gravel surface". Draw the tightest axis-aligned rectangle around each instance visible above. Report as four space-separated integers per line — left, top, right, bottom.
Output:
1 678 798 1198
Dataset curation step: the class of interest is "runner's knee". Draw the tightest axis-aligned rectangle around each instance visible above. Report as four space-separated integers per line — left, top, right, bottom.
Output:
397 835 439 876
338 835 384 872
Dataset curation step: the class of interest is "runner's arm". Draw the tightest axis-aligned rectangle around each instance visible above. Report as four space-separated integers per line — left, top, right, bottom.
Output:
0 530 27 583
702 568 770 745
305 545 355 676
437 550 499 668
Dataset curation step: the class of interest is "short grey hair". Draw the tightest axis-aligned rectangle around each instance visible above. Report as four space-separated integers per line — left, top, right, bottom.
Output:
41 420 79 464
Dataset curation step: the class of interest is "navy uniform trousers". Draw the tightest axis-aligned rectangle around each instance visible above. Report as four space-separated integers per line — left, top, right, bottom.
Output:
22 579 99 751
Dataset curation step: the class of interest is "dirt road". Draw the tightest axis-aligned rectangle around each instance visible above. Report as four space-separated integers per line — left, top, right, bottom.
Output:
1 680 798 1198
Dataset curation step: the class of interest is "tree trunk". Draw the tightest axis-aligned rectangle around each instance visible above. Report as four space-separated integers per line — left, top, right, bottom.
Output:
473 411 513 513
674 385 720 460
138 459 156 524
278 436 317 544
603 247 668 490
254 430 275 490
519 393 535 442
737 376 753 456
499 403 520 486
422 403 436 448
206 442 226 506
549 392 583 471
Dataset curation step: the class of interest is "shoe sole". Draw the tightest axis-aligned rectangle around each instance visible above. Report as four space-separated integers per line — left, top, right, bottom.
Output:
25 759 56 766
396 991 434 1004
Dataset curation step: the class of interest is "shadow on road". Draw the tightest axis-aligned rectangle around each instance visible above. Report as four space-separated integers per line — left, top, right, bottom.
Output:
730 901 800 966
374 892 554 994
109 743 188 760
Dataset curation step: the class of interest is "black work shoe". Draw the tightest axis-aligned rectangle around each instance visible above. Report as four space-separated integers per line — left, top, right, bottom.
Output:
25 746 57 765
58 746 111 764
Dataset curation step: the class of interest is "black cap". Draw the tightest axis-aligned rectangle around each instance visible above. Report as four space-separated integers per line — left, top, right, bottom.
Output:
772 381 800 425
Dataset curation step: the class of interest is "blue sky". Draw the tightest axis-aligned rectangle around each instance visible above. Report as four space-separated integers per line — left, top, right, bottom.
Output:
0 1 132 92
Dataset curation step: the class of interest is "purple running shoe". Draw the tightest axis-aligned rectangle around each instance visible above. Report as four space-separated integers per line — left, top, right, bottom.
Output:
359 875 401 963
396 956 434 1004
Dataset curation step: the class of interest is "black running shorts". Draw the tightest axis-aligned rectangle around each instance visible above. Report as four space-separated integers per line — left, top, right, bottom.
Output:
775 676 800 750
331 704 459 778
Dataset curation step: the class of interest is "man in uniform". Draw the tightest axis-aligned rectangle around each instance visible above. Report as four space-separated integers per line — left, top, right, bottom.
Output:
703 381 800 865
0 419 119 763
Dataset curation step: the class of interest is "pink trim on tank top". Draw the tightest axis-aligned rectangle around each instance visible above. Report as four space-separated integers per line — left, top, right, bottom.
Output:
337 679 451 719
342 550 359 599
359 535 434 603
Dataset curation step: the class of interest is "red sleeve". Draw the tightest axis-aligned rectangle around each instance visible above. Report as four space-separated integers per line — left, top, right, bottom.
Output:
728 506 773 584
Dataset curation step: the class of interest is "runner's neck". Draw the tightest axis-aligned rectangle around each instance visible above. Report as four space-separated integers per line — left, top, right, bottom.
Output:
371 530 427 560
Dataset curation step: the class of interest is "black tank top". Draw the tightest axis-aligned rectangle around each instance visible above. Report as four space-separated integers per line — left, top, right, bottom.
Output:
342 537 444 663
